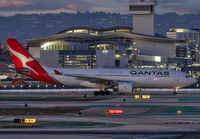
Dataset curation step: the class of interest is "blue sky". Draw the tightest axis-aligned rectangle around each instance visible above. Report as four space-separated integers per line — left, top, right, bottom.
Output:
0 0 199 16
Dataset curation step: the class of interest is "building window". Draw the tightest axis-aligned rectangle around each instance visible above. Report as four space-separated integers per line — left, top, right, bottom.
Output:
116 29 131 33
74 29 88 34
59 50 96 69
129 5 150 11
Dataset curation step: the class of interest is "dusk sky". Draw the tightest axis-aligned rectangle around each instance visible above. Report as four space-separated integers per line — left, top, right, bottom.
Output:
0 0 199 16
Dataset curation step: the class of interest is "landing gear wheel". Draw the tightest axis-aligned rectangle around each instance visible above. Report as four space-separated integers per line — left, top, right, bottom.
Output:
94 91 99 96
173 91 177 95
105 91 111 95
100 91 105 95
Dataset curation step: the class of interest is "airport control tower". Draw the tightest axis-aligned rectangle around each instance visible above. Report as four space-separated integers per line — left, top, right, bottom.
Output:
129 0 157 36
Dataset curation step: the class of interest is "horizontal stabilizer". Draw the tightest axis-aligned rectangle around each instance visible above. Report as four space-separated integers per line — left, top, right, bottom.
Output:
9 66 31 75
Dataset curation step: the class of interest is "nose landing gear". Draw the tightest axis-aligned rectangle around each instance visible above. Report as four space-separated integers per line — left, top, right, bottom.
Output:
173 87 178 95
173 91 177 95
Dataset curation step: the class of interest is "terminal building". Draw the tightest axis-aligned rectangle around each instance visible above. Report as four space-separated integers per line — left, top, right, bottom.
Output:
26 0 192 71
167 28 200 78
27 26 186 69
167 28 200 64
167 28 200 46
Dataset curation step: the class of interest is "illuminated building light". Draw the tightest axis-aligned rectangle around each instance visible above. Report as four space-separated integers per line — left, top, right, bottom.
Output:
155 56 161 62
170 28 186 33
29 85 31 87
103 50 108 53
37 85 40 87
176 29 185 33
12 86 14 88
41 42 50 50
115 54 121 58
4 85 6 88
54 85 57 87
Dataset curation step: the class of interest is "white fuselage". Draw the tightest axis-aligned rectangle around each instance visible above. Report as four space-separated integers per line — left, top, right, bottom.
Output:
45 68 197 89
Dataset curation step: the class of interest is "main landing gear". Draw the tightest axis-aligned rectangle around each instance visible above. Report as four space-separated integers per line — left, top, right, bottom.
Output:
94 89 112 96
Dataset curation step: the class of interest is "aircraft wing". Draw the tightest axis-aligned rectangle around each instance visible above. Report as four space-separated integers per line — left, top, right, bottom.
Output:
70 75 115 83
53 70 131 84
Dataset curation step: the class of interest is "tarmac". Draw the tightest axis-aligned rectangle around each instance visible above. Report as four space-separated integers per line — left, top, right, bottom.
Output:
0 90 200 138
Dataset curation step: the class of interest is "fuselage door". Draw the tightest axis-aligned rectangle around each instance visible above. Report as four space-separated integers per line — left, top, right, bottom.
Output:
87 72 91 78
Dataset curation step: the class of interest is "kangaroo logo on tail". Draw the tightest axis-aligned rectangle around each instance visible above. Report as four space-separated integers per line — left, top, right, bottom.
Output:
6 38 58 85
8 45 39 75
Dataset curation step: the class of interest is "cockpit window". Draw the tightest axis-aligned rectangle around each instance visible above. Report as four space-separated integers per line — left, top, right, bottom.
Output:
186 75 192 78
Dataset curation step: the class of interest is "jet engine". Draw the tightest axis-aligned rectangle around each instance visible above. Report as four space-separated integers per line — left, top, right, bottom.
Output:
118 83 134 93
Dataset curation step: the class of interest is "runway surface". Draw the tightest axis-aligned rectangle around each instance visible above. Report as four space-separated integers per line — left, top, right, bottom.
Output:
0 90 200 138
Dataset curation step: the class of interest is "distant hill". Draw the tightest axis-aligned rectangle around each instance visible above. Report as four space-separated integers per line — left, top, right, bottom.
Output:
0 12 200 45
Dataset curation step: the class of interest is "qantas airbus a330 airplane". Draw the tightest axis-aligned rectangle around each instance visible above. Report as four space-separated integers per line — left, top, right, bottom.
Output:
6 38 197 95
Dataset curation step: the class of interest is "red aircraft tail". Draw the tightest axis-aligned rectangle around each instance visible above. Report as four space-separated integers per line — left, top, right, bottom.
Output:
6 38 57 85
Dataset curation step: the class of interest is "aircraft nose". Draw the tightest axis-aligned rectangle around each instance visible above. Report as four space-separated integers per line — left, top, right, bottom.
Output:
191 78 198 84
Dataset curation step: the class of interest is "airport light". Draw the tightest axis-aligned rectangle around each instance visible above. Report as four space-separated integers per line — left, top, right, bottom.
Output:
14 118 36 123
177 111 182 114
104 110 124 114
88 121 93 124
135 95 150 99
25 119 36 123
109 110 123 114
